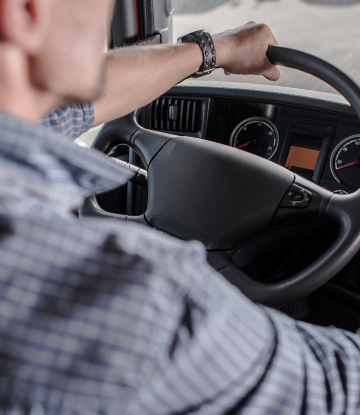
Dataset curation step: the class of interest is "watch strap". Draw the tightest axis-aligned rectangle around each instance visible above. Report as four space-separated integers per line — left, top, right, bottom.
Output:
177 30 216 78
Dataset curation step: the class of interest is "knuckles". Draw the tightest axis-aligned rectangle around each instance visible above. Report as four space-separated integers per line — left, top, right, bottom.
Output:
255 23 270 34
246 22 271 36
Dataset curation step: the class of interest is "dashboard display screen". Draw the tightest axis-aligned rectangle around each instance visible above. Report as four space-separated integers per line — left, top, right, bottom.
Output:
285 134 323 179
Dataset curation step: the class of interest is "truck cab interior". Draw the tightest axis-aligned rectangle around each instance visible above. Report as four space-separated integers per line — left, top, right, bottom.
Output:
80 0 360 333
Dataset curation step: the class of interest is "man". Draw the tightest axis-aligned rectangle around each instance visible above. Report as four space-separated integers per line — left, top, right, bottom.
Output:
0 0 359 414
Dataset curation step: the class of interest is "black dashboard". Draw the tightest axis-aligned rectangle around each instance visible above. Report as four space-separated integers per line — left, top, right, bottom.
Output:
139 81 360 197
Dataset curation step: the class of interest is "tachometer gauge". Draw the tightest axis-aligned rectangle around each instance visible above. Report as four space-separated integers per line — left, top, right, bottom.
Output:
230 117 279 160
330 134 360 188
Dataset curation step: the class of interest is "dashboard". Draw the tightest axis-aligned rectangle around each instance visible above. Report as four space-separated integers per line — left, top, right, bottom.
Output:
138 85 360 197
223 101 360 195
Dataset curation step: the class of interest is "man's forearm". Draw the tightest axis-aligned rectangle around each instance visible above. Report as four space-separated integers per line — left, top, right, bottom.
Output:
93 23 280 127
93 42 207 126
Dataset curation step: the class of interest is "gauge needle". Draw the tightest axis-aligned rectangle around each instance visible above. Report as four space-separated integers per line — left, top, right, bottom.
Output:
336 160 360 170
236 141 252 149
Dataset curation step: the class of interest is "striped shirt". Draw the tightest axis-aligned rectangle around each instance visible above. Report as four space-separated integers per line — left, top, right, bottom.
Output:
0 103 358 415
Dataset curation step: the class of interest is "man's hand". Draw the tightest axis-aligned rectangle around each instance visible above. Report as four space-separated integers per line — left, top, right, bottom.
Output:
94 22 280 126
213 22 280 81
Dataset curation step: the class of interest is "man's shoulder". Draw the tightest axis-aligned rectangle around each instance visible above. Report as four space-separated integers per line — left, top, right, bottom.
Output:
1 213 209 293
0 213 211 412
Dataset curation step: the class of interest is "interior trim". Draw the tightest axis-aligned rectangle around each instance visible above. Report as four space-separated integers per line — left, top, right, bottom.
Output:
168 80 355 117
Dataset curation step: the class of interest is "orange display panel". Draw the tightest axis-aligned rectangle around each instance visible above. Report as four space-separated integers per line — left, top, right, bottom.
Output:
285 146 320 171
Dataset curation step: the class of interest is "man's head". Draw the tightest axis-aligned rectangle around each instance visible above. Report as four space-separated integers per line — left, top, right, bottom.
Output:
0 0 114 120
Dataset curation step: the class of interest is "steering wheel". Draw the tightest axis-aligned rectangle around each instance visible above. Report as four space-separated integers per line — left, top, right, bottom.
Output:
80 46 360 308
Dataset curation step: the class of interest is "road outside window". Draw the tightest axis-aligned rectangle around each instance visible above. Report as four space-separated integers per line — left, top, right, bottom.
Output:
173 0 360 94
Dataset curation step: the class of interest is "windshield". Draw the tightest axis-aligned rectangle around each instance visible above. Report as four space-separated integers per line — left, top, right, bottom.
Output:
172 0 360 95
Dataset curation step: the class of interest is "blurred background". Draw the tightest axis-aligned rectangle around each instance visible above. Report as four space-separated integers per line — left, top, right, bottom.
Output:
172 0 360 94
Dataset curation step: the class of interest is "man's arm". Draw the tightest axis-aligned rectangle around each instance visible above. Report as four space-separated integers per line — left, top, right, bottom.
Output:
93 22 280 126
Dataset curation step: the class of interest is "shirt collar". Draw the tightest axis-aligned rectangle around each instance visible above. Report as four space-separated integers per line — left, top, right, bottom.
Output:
0 110 133 213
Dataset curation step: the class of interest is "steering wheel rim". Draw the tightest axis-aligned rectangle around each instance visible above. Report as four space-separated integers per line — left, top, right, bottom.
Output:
81 46 360 307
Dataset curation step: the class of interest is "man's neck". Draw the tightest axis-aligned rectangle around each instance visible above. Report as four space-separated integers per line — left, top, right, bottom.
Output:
0 45 54 122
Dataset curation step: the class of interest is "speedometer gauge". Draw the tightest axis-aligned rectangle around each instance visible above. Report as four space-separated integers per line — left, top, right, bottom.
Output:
230 117 279 160
330 134 360 188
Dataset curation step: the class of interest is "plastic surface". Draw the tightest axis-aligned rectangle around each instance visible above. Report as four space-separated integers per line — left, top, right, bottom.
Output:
145 135 294 249
80 195 147 225
169 80 355 117
111 0 138 46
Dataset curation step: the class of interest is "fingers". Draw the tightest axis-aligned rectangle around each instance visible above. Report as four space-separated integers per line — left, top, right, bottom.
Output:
243 23 281 81
215 22 281 81
268 31 279 47
225 64 280 81
261 61 280 82
261 25 280 81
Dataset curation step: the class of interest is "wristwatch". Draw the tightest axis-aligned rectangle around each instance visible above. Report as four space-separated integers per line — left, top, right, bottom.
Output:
177 30 216 78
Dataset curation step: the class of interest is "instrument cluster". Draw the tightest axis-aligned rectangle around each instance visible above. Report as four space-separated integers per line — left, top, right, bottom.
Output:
229 115 360 195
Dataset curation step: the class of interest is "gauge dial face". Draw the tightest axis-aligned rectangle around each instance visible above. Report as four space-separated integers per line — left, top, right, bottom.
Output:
230 117 279 160
330 135 360 188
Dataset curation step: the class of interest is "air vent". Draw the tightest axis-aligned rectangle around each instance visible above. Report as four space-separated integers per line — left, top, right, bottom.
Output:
151 98 202 133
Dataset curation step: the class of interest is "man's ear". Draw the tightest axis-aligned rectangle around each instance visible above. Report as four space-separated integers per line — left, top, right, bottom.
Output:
0 0 47 53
